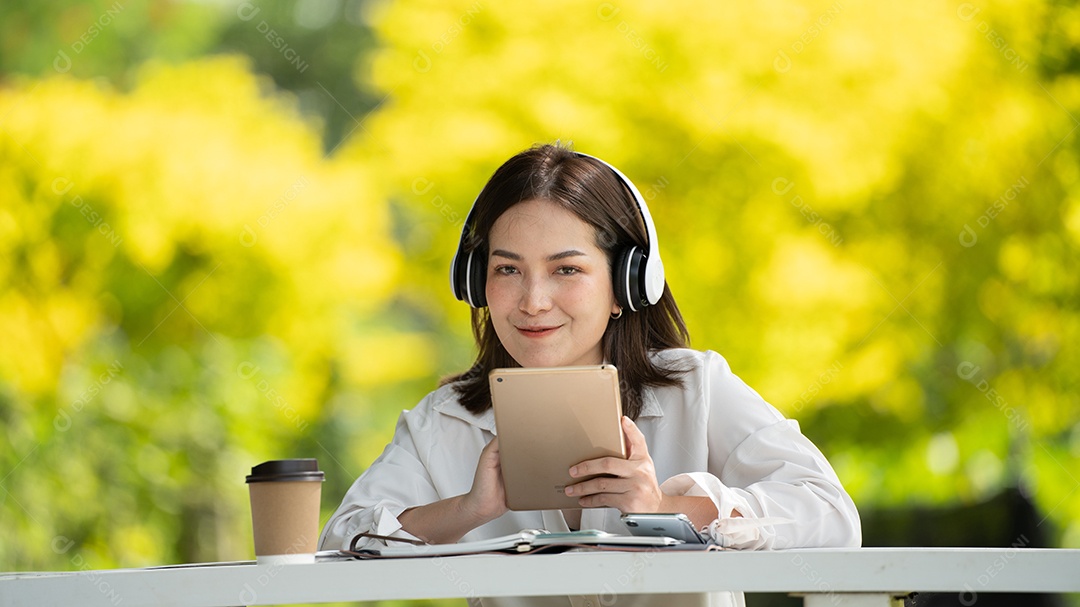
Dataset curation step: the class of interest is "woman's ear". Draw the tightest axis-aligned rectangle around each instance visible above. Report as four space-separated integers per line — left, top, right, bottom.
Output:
610 304 623 320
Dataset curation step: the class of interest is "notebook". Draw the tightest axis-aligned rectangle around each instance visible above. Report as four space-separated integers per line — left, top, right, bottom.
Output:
350 529 686 558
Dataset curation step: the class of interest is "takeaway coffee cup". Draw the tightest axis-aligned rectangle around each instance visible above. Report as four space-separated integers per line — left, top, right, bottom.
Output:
246 459 324 564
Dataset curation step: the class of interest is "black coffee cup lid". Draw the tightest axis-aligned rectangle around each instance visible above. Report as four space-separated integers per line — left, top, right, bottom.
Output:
246 459 325 483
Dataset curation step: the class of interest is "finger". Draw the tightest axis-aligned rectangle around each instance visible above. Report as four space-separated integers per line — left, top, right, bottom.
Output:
565 475 631 498
570 456 631 479
621 416 650 460
574 491 641 511
576 494 637 510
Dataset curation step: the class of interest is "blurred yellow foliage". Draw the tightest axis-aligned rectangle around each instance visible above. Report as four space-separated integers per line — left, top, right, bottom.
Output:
2 0 1079 580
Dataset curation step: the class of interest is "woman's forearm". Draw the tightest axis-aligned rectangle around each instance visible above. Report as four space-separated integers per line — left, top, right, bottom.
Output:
397 494 493 545
658 494 723 531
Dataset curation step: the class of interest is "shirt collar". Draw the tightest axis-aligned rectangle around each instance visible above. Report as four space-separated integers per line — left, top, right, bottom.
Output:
434 396 497 434
638 388 665 419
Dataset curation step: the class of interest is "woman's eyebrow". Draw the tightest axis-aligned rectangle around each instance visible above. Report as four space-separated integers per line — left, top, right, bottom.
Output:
490 249 522 260
547 249 587 261
490 249 588 261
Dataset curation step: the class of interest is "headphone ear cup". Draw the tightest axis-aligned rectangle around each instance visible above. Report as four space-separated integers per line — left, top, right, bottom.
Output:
626 247 646 311
467 250 487 308
613 246 646 312
451 250 467 303
613 247 632 311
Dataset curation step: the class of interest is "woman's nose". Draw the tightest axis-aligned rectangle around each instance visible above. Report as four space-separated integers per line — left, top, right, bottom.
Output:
518 275 553 315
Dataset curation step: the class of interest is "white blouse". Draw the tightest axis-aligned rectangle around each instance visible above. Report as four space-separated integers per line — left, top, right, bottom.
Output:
320 348 861 607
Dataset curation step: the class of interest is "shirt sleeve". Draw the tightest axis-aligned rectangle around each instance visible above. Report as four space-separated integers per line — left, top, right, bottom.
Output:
659 350 862 550
318 410 438 551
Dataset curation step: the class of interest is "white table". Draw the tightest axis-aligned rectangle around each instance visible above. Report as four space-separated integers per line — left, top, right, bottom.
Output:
2 548 1078 607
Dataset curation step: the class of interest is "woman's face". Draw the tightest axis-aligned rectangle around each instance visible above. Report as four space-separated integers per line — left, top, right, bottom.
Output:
486 198 620 368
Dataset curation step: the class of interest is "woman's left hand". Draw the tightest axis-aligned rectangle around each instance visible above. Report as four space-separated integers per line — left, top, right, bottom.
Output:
564 416 665 512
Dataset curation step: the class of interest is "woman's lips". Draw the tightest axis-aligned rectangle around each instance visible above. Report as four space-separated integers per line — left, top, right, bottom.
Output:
516 325 560 338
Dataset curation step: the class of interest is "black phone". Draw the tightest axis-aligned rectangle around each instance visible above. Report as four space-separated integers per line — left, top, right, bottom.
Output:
620 513 709 544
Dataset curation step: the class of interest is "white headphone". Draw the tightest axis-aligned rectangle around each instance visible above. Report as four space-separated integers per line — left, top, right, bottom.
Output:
450 151 664 312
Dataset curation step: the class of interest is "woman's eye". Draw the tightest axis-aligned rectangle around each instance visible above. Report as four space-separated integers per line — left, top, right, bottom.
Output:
494 265 518 276
556 266 582 276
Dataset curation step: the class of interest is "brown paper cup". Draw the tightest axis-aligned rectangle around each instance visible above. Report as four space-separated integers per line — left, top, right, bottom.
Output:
246 459 324 565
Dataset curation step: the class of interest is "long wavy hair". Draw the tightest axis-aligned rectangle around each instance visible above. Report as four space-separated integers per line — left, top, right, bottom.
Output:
442 143 689 420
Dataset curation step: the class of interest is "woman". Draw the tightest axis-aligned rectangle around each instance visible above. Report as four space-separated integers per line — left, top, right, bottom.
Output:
320 143 861 606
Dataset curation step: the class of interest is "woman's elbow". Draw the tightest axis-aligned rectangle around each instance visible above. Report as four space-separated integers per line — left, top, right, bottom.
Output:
828 500 862 547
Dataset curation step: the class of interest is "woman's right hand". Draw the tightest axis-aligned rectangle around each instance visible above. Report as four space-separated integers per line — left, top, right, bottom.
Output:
460 437 509 524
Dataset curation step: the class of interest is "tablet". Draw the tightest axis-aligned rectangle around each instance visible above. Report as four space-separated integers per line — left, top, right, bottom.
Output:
489 365 626 511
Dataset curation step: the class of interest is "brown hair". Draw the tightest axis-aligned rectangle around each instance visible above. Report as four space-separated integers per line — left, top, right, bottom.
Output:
442 143 689 419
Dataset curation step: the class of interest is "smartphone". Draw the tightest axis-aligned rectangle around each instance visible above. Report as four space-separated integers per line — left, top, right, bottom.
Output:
621 513 709 544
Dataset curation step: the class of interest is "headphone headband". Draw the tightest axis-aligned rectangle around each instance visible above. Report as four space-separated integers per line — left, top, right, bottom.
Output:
450 150 664 311
573 152 665 310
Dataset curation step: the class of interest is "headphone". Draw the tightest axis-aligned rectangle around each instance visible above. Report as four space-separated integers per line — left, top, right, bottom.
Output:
450 152 665 313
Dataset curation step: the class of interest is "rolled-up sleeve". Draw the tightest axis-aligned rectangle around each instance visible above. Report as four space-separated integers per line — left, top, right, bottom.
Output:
660 350 861 550
318 412 438 551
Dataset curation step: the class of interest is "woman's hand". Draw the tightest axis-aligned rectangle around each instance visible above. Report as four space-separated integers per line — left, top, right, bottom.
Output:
564 416 665 512
400 436 508 545
460 436 509 524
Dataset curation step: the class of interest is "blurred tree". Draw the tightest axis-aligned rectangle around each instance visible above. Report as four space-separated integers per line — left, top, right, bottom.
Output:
1 2 1079 600
0 0 380 151
344 0 1080 547
0 57 418 569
